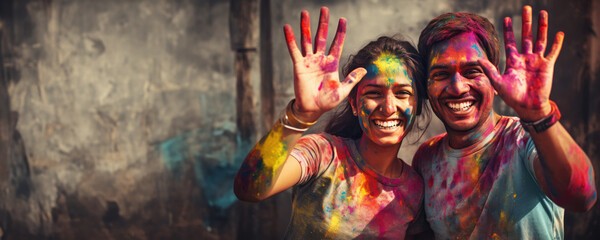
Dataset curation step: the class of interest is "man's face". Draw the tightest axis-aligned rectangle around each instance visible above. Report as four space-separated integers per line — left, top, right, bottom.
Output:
427 32 496 133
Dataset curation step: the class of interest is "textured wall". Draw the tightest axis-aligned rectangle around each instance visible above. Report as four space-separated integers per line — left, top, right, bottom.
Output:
0 0 598 239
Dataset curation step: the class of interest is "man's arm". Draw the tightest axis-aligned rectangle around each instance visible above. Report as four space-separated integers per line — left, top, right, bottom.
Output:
479 5 596 211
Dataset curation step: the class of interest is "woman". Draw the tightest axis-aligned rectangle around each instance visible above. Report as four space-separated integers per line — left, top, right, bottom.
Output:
234 7 430 239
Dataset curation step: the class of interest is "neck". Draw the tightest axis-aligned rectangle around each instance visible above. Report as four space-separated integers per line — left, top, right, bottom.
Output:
356 137 403 178
446 111 502 149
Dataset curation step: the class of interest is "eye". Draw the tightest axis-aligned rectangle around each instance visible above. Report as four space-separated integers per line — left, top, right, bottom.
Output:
363 90 382 98
430 71 449 81
395 90 413 98
463 68 483 79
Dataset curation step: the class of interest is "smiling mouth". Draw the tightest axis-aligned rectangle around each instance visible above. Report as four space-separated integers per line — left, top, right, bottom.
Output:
446 101 475 112
372 119 403 129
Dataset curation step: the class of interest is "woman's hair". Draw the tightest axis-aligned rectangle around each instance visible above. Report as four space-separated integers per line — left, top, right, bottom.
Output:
324 36 430 142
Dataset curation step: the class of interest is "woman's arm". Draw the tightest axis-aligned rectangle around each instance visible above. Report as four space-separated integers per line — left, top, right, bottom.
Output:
233 7 366 202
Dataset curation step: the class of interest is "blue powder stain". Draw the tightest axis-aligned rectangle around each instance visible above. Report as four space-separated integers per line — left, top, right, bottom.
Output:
339 191 347 201
471 43 484 57
586 190 597 206
158 135 188 178
404 108 413 127
157 127 253 212
364 64 379 79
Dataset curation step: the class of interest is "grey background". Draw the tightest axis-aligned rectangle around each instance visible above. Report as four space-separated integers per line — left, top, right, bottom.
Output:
0 0 598 239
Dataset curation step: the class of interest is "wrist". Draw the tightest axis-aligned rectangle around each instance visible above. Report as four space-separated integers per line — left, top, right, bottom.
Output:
517 101 552 122
291 99 321 123
280 99 318 132
520 100 561 133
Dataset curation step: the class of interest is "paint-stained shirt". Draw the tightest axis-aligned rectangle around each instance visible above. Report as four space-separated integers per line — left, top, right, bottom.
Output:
286 133 426 239
413 116 564 240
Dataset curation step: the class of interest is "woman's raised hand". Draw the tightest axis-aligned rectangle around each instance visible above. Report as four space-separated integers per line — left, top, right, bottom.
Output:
284 7 366 122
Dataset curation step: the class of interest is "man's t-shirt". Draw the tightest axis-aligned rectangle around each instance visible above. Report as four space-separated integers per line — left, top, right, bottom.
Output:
286 133 426 239
413 116 564 239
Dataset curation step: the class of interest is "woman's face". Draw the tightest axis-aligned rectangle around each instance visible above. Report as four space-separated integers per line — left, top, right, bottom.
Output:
352 54 417 147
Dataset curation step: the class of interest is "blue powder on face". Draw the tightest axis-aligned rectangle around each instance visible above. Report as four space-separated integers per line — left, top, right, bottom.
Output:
364 64 379 79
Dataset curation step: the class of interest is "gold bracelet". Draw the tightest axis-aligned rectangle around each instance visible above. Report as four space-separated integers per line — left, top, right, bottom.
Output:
280 99 317 132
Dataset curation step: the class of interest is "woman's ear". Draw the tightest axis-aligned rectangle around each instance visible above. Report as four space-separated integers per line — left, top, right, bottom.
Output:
349 97 358 116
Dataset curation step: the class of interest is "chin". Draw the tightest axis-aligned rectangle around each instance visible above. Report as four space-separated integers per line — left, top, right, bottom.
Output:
443 119 479 133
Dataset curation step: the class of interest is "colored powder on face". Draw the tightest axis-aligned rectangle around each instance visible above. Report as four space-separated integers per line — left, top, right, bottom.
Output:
364 64 379 79
358 102 373 137
371 53 411 87
471 43 485 58
404 108 413 128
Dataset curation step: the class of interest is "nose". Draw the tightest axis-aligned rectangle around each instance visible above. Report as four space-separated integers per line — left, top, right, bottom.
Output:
381 91 396 115
446 72 469 96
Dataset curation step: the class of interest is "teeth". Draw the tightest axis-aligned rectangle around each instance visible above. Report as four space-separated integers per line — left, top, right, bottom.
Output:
447 101 474 111
373 120 401 128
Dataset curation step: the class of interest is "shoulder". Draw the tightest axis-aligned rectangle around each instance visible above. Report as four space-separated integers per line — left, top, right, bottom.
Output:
412 133 446 170
295 132 348 153
416 133 446 155
495 116 531 145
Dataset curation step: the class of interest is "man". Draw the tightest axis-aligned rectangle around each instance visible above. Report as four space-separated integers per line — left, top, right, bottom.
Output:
413 5 597 239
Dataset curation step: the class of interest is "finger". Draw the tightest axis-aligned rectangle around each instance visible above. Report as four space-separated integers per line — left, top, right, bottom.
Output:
535 10 548 54
328 18 347 58
522 5 533 53
478 59 505 93
283 25 302 61
314 7 329 54
503 17 519 64
547 31 564 61
339 67 367 96
300 10 312 56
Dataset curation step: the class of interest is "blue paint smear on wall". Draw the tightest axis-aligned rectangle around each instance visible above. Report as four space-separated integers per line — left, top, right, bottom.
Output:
157 125 253 212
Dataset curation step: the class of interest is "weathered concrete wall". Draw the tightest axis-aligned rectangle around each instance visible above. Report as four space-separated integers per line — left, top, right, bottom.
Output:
0 0 598 239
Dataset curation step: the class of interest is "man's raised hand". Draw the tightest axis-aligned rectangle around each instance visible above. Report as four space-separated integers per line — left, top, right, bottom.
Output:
479 5 563 122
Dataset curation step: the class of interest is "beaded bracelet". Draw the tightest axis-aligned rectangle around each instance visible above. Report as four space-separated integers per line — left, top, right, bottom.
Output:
280 99 317 132
520 100 561 133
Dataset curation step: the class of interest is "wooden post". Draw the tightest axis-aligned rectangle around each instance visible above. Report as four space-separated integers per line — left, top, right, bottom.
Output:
260 0 274 132
230 0 258 143
230 0 260 239
0 9 11 184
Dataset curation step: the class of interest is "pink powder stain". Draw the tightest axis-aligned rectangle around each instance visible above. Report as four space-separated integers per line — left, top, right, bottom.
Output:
428 177 434 187
320 58 339 72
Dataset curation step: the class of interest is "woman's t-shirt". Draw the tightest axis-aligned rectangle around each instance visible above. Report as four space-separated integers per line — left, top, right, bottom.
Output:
286 133 426 239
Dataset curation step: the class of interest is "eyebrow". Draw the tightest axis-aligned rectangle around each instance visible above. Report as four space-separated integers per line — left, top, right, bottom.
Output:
364 83 413 88
429 61 481 71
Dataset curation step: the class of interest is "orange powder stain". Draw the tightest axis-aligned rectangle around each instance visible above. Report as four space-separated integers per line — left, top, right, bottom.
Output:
325 79 340 89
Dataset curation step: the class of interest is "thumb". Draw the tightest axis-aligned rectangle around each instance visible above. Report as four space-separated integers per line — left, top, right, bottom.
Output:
478 59 505 94
339 67 367 97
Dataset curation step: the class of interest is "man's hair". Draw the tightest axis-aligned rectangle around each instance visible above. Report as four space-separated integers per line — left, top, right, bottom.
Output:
324 36 430 141
418 12 500 73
